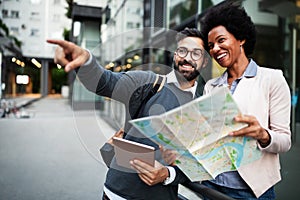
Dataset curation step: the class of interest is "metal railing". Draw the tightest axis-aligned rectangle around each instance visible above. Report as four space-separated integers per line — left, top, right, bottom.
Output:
179 182 236 200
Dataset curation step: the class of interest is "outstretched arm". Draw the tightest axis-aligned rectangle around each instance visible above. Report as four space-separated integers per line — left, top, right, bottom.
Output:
46 39 90 72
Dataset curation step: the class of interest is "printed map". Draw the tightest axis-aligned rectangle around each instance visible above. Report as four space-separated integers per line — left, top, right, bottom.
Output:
130 86 262 181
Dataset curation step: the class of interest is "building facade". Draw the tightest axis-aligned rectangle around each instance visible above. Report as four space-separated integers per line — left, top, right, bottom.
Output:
1 0 299 130
96 0 300 137
1 0 71 97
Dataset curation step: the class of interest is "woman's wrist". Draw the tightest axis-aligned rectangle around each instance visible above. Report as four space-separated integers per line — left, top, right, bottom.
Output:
258 130 271 147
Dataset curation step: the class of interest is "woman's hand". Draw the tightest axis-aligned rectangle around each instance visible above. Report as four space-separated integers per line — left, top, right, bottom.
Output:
160 146 177 165
230 115 271 147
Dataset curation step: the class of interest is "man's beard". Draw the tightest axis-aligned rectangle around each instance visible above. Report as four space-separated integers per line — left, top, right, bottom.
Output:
174 60 200 82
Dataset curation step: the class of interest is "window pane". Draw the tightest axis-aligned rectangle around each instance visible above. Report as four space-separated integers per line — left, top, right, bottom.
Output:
168 0 197 28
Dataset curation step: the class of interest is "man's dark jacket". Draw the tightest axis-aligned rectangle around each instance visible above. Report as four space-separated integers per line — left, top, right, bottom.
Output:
78 56 201 200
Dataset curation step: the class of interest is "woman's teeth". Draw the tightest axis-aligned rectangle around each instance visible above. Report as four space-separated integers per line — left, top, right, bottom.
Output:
217 53 226 60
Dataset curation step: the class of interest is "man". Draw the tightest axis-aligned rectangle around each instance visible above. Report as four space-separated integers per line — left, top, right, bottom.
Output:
47 27 208 200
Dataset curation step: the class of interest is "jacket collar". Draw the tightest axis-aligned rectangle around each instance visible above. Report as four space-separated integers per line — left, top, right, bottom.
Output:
211 59 258 86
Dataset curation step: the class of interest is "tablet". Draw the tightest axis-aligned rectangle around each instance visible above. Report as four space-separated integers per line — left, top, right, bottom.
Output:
113 137 155 168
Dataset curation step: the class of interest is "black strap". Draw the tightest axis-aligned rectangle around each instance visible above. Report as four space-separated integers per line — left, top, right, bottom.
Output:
100 75 164 167
133 75 164 119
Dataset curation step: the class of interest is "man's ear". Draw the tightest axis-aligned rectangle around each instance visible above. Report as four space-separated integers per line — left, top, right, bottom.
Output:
202 57 209 68
201 49 212 69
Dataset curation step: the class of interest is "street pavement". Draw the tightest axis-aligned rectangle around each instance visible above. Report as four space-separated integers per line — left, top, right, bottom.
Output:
0 94 299 200
0 95 116 200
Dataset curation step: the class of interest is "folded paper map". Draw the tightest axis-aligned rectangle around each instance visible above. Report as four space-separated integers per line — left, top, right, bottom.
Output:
130 86 262 181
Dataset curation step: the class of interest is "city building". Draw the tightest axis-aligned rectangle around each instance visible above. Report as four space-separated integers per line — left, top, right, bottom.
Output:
141 0 300 137
0 0 71 97
100 0 143 69
94 0 300 133
1 0 299 129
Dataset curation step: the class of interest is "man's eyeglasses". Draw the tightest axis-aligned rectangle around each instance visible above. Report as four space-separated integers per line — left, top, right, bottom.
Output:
176 47 203 61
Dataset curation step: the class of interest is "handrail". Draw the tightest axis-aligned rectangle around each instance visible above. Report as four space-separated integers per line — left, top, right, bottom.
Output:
181 181 236 200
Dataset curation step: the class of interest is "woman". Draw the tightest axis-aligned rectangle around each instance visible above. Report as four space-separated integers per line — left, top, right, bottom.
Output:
200 1 291 199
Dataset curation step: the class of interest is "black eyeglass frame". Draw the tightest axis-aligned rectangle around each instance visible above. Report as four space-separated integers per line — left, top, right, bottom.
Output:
175 47 203 61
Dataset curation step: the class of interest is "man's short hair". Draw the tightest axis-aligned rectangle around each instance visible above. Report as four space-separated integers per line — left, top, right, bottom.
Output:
176 27 205 43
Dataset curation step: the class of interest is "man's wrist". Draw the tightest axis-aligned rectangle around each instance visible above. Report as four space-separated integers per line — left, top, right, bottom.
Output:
163 166 176 185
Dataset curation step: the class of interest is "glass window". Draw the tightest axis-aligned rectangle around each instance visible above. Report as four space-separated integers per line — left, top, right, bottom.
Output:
31 11 39 16
11 10 19 18
10 27 19 36
153 0 164 28
127 22 134 29
168 0 197 28
30 11 40 20
2 9 9 18
30 28 39 37
136 8 141 15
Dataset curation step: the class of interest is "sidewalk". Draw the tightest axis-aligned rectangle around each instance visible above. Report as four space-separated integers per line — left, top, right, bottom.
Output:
0 94 117 200
0 94 42 118
4 93 43 108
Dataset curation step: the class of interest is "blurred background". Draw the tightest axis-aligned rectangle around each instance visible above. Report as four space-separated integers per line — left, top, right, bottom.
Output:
1 0 299 133
0 0 299 199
